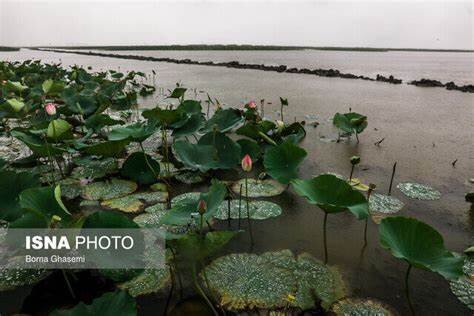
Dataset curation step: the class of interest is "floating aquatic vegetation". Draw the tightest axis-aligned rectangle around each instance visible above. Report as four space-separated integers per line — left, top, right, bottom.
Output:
121 152 160 185
330 298 397 315
50 290 137 316
397 182 441 200
58 178 82 200
119 268 170 297
450 258 474 310
174 171 205 184
101 192 168 213
214 200 282 220
171 192 201 206
231 178 285 197
369 193 404 214
159 161 178 178
202 250 345 311
71 157 118 180
81 178 137 201
0 258 50 291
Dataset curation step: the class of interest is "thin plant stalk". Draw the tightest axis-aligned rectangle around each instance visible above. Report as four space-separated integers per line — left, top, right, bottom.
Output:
405 263 415 316
364 188 374 245
139 142 159 180
323 212 328 264
199 214 204 236
169 246 183 299
192 265 218 316
61 270 76 299
245 177 254 245
238 184 243 229
388 162 397 195
349 165 355 181
280 104 284 122
163 264 174 316
355 131 360 143
227 198 231 228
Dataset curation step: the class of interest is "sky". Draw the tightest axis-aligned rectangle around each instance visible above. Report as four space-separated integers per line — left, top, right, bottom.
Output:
0 0 473 49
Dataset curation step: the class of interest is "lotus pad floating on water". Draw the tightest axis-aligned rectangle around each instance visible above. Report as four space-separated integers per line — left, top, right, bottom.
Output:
0 257 50 291
450 258 474 310
71 157 118 180
369 193 404 214
119 268 170 297
58 178 82 200
202 250 345 311
214 200 282 220
101 192 169 213
175 171 205 184
81 179 137 201
330 298 397 316
397 182 441 200
231 178 286 198
171 192 201 206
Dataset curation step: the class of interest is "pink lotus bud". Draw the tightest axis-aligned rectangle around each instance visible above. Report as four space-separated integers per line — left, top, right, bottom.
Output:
1 80 6 85
241 154 252 172
44 103 57 116
197 199 207 215
248 100 257 109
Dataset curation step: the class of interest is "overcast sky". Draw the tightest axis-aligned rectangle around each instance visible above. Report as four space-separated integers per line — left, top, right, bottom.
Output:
1 0 472 49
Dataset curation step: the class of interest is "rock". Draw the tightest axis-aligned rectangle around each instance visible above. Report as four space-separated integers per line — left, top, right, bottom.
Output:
409 78 444 87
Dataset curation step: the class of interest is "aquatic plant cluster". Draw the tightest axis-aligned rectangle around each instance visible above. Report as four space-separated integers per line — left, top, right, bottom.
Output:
0 60 471 315
38 48 474 93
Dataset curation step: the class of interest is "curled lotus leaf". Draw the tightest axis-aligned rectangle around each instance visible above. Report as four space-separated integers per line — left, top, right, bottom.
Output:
231 178 286 198
202 250 345 311
101 192 169 213
119 268 170 298
397 182 441 200
348 178 369 191
450 258 474 310
81 179 137 201
215 200 282 220
330 298 397 316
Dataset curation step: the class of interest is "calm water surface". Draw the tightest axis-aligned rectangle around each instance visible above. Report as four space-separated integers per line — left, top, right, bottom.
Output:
0 49 473 315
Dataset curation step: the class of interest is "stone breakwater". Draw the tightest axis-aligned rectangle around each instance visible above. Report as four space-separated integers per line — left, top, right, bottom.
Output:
38 49 474 93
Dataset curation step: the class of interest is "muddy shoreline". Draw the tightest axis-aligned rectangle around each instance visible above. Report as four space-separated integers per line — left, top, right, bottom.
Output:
35 48 474 93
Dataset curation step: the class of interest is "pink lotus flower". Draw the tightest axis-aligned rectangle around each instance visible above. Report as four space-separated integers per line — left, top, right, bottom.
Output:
248 100 257 109
197 199 207 215
241 154 252 172
44 103 57 116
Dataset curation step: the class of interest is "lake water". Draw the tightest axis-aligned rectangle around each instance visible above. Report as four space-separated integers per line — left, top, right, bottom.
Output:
1 49 473 315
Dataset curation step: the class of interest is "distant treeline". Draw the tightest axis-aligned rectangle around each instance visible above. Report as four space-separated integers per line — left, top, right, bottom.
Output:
0 46 20 51
41 45 473 53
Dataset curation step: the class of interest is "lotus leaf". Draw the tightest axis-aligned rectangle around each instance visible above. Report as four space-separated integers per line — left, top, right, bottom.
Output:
237 138 262 161
71 157 118 179
264 140 307 184
174 171 205 184
121 152 160 185
47 119 72 140
369 193 404 214
50 290 137 316
119 268 170 297
0 258 50 291
201 108 243 133
292 174 369 219
215 200 282 220
57 178 82 200
231 178 285 197
11 129 66 156
108 122 157 143
450 258 474 310
81 178 137 201
83 210 139 229
6 98 25 112
81 139 131 157
197 131 241 169
101 192 168 213
333 112 368 134
330 298 396 315
172 141 217 173
397 182 441 200
379 216 464 280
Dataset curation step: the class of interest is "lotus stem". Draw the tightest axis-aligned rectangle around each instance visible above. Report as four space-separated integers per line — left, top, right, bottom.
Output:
163 264 174 316
227 198 231 228
405 264 415 316
61 269 76 300
388 162 397 195
169 246 183 299
139 142 159 180
323 212 328 264
349 165 355 181
355 132 359 143
245 177 254 245
238 184 243 229
199 214 204 235
280 104 284 122
258 131 277 146
192 265 218 316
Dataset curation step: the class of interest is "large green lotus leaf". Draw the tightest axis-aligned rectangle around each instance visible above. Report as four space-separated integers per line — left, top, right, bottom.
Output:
83 210 139 229
81 178 137 201
333 112 367 134
108 122 157 143
203 250 345 311
5 80 28 93
215 200 282 220
81 139 131 157
62 90 98 117
6 98 25 112
237 138 262 161
201 108 243 133
397 182 441 200
134 209 167 227
236 121 276 142
42 79 65 95
197 131 241 169
292 174 369 219
330 298 397 316
172 113 204 138
119 268 170 297
172 140 218 173
19 185 71 224
142 107 187 127
101 192 168 213
121 152 160 185
263 140 307 184
280 122 307 144
11 129 66 157
450 258 474 310
231 179 286 197
85 114 123 132
50 290 137 316
161 181 226 225
47 119 73 140
0 170 40 222
379 216 464 280
71 157 118 179
169 87 187 99
0 257 50 291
